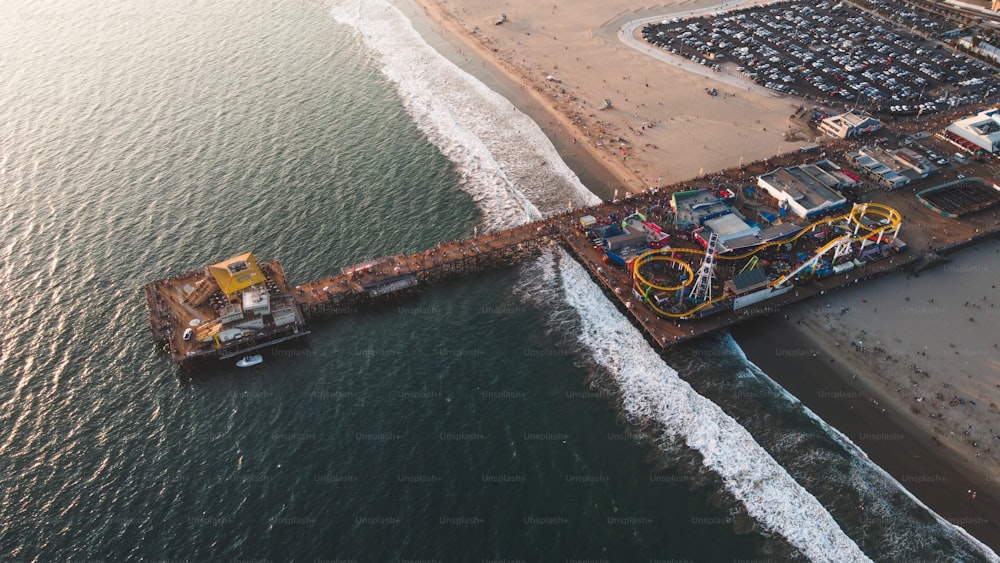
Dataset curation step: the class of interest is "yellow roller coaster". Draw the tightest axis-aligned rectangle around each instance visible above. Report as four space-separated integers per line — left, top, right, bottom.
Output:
630 203 903 319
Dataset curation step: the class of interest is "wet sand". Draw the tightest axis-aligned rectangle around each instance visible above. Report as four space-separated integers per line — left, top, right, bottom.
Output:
733 237 1000 550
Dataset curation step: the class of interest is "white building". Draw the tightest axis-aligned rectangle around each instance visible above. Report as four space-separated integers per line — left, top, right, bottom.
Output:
944 108 1000 153
757 166 847 219
958 36 1000 64
702 213 759 245
819 109 881 139
891 148 937 179
242 286 271 316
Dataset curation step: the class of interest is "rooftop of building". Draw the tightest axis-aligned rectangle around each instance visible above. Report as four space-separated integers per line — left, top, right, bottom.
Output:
837 109 878 127
759 166 846 210
949 108 1000 141
209 252 267 295
672 189 731 226
730 267 769 292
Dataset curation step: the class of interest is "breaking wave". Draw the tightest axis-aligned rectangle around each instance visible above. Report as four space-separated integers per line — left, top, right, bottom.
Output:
545 250 869 561
331 0 600 233
720 336 1000 562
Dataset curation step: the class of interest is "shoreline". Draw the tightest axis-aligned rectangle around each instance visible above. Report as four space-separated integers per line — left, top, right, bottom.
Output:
405 0 640 193
731 316 1000 551
732 238 1000 551
402 0 806 193
396 0 1000 552
389 0 624 199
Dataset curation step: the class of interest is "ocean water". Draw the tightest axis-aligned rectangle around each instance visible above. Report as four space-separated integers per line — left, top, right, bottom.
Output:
0 0 995 561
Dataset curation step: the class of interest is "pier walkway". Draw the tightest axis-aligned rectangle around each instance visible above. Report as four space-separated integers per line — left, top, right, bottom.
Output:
292 220 561 317
147 168 1000 367
288 194 911 350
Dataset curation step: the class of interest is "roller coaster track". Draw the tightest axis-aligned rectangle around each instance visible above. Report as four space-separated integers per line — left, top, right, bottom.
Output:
631 203 902 319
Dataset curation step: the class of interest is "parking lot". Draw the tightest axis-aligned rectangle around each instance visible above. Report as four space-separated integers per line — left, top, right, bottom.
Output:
642 1 1000 116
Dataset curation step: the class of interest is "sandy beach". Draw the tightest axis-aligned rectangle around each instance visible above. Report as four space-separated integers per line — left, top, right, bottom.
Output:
794 238 1000 478
734 237 1000 549
406 0 812 192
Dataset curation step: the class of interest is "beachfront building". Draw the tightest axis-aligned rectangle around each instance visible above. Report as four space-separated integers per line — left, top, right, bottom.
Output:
944 108 1000 154
592 213 669 267
696 220 803 254
603 224 649 252
671 188 802 253
183 251 268 307
799 159 860 190
757 165 848 219
845 147 915 190
818 109 882 139
723 266 771 296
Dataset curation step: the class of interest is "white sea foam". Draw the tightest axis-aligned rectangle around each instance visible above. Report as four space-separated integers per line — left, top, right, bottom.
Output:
556 251 869 562
720 335 1000 562
331 0 600 232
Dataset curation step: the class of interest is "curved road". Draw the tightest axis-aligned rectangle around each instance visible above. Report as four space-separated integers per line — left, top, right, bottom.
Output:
615 0 810 100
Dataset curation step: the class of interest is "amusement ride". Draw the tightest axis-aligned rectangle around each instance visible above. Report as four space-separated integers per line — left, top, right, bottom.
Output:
630 202 904 319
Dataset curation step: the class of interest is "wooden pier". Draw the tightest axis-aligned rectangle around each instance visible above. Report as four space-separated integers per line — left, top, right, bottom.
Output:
292 221 560 318
145 164 1000 368
145 258 309 366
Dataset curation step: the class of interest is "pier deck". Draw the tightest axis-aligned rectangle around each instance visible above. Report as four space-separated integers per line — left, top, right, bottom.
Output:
145 259 308 365
145 157 1000 367
292 221 559 317
559 220 919 348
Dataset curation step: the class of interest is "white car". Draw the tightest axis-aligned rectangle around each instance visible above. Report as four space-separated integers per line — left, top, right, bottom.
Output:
183 328 193 341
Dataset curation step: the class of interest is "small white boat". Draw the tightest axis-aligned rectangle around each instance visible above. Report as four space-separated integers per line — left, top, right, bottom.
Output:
236 354 263 368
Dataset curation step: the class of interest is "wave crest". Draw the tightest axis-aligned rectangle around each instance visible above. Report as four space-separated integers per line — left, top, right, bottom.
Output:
332 0 599 232
551 250 868 562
